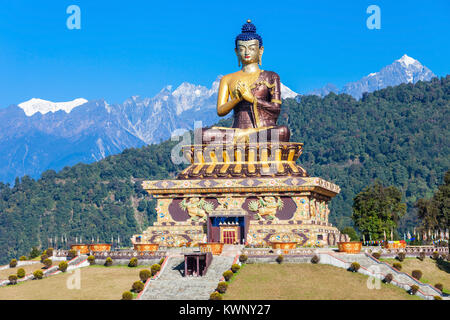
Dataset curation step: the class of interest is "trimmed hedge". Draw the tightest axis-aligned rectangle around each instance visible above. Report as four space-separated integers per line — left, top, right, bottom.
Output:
139 269 152 282
417 252 425 261
151 264 161 276
59 261 68 272
396 252 406 262
128 257 138 268
383 273 394 283
122 291 133 300
132 281 144 293
209 292 223 300
435 283 443 292
393 262 402 271
409 285 419 295
17 268 26 279
8 275 18 285
223 270 233 281
19 256 27 261
372 252 381 260
67 249 77 259
33 270 44 279
87 255 95 265
9 259 17 268
276 255 284 264
43 258 53 269
216 281 228 294
104 257 113 267
349 262 360 272
411 270 422 280
431 251 439 260
239 254 248 263
231 264 240 273
311 255 320 264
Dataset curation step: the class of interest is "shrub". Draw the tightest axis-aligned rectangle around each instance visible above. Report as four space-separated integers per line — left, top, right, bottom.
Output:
276 255 284 264
372 252 381 260
122 291 133 300
223 270 233 281
8 275 18 285
393 262 402 271
43 258 52 269
87 255 95 265
29 247 41 259
139 269 152 282
158 258 165 265
417 252 425 261
434 283 443 292
104 257 113 267
209 292 223 300
67 249 77 259
132 281 144 293
396 252 406 262
383 273 394 283
150 264 161 276
128 257 138 268
216 281 228 294
434 296 443 300
231 264 240 273
239 254 248 264
9 259 17 268
431 251 439 260
311 255 320 264
46 248 54 257
409 285 419 295
40 254 48 263
17 268 26 279
411 270 422 280
33 270 44 279
349 262 360 272
58 261 68 272
19 256 27 261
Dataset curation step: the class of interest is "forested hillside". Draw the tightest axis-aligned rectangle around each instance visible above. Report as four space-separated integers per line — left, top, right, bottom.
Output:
0 76 448 264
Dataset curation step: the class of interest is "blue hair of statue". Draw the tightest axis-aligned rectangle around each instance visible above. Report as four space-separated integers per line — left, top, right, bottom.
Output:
235 21 263 48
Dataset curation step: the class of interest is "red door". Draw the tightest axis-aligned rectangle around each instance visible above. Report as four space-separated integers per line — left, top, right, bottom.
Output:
222 229 236 244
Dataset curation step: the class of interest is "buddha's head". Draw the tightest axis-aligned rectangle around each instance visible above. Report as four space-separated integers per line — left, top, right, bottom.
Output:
235 20 264 66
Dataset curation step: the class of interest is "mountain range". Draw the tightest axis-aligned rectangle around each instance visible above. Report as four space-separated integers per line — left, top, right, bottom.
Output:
0 55 438 184
308 54 435 98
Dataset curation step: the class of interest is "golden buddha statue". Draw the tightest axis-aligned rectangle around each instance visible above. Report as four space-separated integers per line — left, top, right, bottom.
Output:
202 19 290 144
178 20 307 179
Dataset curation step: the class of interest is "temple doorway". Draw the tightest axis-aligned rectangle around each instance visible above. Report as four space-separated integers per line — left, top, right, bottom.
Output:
207 215 247 244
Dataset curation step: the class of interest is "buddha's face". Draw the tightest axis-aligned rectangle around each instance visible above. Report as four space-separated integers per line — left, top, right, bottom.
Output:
235 39 264 65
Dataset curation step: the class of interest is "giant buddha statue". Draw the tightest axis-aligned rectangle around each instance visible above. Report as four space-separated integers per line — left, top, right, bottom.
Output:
202 20 290 144
179 20 307 179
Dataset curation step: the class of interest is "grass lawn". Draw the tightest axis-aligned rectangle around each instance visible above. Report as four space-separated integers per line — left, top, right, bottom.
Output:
223 263 422 300
0 265 148 300
0 262 47 280
379 257 450 294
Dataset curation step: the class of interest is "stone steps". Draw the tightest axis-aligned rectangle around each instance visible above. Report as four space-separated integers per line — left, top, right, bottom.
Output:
330 253 444 298
140 254 236 300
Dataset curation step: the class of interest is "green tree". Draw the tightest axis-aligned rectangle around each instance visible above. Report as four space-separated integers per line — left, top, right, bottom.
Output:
341 226 359 241
352 181 406 240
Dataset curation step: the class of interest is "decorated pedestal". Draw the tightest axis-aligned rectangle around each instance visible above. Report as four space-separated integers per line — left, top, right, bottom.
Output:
134 243 159 252
199 242 224 255
384 240 406 249
71 244 89 254
338 242 362 254
88 244 112 252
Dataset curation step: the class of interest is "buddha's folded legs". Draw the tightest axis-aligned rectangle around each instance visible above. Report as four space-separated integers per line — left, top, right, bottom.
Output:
201 125 290 145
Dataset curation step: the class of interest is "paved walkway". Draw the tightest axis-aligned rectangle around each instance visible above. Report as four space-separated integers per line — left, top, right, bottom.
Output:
325 253 446 299
140 245 241 300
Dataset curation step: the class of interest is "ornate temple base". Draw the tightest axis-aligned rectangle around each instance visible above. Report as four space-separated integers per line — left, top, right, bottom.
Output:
132 176 348 247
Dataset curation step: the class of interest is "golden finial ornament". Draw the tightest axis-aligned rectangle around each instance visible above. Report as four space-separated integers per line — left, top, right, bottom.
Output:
247 19 251 23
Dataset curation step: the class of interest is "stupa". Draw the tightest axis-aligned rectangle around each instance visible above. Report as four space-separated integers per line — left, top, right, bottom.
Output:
131 20 347 248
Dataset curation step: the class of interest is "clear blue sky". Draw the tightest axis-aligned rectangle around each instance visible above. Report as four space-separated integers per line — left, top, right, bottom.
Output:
0 0 448 107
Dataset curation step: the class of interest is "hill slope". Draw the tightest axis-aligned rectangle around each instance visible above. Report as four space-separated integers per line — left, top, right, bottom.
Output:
0 76 448 264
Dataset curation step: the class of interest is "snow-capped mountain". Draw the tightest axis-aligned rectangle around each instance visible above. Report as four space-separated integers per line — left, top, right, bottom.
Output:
0 77 298 183
18 98 88 116
308 55 435 99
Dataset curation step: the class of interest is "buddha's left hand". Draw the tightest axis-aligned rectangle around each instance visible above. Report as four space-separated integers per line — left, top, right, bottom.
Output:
236 82 255 103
